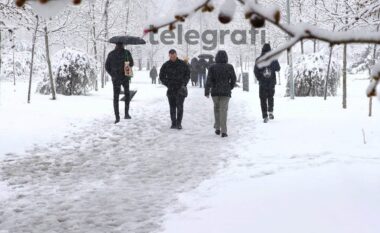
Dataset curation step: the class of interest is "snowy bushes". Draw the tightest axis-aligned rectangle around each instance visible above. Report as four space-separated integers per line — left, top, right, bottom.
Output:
286 52 340 97
37 49 97 96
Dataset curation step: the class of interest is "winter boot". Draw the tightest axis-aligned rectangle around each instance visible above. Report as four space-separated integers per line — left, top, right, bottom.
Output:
215 129 221 135
124 114 132 119
177 124 183 130
269 112 274 120
263 117 269 123
171 121 177 129
221 133 228 138
115 116 120 124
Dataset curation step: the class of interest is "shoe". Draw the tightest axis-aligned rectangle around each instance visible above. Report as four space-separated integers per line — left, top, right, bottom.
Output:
124 114 132 119
115 117 120 124
263 118 269 123
177 124 183 130
215 130 221 135
221 133 228 137
170 124 177 129
269 112 274 120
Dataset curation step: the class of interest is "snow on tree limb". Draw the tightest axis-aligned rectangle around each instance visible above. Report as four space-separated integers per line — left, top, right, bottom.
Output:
367 63 380 98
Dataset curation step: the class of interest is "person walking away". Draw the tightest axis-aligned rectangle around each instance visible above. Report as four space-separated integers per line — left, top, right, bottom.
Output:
105 42 134 124
197 58 207 88
190 57 199 86
150 66 158 84
205 50 237 138
159 49 190 129
254 43 280 123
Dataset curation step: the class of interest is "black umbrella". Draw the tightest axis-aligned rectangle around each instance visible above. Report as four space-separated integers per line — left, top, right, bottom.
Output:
109 36 146 45
198 54 214 60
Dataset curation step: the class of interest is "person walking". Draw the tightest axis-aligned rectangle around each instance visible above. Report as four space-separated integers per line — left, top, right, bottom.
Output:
150 66 158 84
105 42 134 124
197 58 207 88
205 50 237 138
254 43 281 123
190 57 199 86
159 49 190 129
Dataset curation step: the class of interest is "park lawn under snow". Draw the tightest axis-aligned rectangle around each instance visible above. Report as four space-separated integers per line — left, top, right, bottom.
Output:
0 70 379 232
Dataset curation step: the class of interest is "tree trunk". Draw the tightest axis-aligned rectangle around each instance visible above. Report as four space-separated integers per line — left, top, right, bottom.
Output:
125 0 131 35
101 0 110 89
12 33 15 86
0 29 2 76
369 97 373 117
342 44 347 108
89 1 98 91
44 24 56 100
324 46 333 100
28 16 39 104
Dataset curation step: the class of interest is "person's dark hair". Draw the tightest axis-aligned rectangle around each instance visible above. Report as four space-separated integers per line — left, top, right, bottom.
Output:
169 49 177 54
261 43 271 55
116 43 124 50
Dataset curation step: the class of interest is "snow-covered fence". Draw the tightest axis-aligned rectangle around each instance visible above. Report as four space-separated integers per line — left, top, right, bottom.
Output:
285 52 340 97
37 49 97 96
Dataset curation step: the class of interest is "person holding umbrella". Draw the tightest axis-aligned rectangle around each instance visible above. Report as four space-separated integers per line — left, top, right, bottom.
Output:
106 36 144 124
159 49 190 130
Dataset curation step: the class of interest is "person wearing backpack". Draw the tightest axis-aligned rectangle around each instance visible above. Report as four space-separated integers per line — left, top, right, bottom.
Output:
254 43 281 123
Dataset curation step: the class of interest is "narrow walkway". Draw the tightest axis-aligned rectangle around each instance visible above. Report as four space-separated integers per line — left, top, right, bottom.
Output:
0 87 255 233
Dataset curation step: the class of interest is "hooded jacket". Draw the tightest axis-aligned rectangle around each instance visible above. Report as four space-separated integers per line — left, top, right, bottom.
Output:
254 43 281 88
205 50 237 97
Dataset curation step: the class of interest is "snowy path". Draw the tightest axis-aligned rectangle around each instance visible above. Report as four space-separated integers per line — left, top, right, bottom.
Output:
1 74 379 233
0 85 255 233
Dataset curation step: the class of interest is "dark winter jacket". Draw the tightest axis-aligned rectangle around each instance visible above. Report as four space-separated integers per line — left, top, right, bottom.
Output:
150 66 158 79
105 48 134 81
159 58 190 96
190 58 199 82
254 43 280 88
197 58 208 74
205 50 237 97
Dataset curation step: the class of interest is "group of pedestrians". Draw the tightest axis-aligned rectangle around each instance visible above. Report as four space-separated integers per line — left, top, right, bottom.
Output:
105 43 281 137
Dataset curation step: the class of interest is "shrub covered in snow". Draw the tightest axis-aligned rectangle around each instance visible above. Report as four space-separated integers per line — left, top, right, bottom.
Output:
37 49 97 96
286 52 340 97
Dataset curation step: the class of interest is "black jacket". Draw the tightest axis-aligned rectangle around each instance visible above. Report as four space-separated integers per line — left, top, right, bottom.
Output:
254 44 280 88
197 58 208 74
150 66 158 78
205 50 237 97
159 59 190 96
190 58 199 81
105 48 134 81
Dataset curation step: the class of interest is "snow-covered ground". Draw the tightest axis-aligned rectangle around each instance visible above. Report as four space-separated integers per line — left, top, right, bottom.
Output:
0 70 379 233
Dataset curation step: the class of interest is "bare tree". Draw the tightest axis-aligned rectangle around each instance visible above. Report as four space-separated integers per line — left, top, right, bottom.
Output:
44 23 56 100
27 15 39 103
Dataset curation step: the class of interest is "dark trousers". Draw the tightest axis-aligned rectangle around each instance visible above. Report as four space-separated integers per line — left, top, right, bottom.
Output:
113 78 130 118
168 95 185 125
259 86 275 119
152 77 157 84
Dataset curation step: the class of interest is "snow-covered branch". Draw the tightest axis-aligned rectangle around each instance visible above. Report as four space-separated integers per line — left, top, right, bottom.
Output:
367 63 380 98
